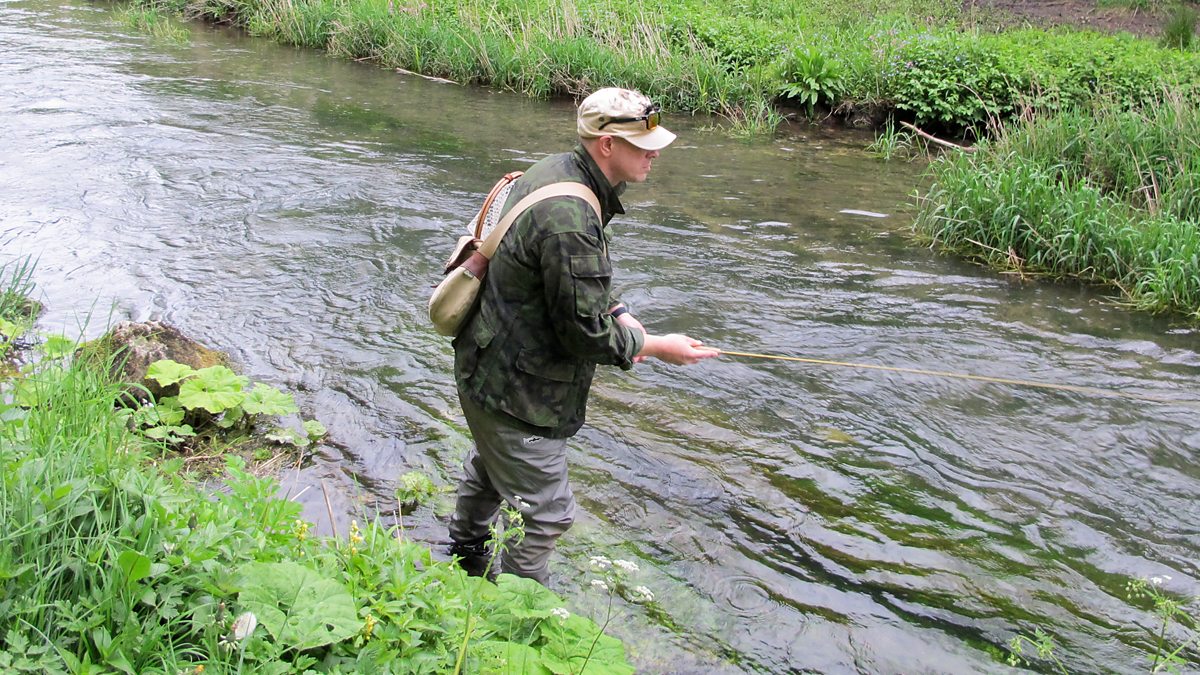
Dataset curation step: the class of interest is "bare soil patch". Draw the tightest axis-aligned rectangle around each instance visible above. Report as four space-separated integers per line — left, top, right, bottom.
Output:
964 0 1176 37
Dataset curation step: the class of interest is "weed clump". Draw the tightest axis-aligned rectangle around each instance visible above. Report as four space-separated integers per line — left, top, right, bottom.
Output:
1161 2 1198 49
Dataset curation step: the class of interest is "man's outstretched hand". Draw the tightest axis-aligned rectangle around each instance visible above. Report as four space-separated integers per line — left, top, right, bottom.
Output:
639 334 721 366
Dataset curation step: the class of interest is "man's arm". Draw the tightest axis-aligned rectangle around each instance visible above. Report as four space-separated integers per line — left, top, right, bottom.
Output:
609 302 717 366
540 228 644 367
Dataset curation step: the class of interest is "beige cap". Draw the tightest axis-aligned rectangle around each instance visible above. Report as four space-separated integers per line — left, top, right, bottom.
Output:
577 87 676 151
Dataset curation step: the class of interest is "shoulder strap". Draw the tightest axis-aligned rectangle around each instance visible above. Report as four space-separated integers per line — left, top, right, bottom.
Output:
477 182 602 259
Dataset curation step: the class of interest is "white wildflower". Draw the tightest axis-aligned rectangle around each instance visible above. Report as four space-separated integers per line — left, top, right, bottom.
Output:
551 607 570 621
632 586 654 603
1151 576 1164 586
230 611 258 641
590 579 609 592
589 555 612 570
613 559 639 573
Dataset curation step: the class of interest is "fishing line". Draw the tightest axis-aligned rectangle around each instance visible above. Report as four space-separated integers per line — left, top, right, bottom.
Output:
716 349 1198 408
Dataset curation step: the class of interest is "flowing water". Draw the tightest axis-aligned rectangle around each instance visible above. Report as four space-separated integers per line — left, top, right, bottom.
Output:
3 2 1198 672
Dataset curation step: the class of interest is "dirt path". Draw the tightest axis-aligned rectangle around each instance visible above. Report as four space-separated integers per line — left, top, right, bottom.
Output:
965 0 1175 37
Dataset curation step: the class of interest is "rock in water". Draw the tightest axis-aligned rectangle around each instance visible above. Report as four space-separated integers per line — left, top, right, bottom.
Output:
81 321 229 402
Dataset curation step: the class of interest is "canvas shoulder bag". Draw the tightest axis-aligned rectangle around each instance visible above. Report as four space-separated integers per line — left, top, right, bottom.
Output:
428 180 601 337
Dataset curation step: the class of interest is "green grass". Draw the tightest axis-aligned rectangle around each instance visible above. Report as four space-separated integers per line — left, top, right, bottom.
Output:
0 257 38 360
913 91 1200 318
123 0 1200 133
0 276 636 672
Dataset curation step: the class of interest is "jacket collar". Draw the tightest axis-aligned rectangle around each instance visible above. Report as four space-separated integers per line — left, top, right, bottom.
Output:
573 143 625 222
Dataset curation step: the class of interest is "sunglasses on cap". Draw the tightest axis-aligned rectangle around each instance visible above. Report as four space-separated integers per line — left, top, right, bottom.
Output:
598 103 662 131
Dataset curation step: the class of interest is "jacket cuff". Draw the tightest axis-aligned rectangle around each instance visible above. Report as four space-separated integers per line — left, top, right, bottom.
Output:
619 325 645 371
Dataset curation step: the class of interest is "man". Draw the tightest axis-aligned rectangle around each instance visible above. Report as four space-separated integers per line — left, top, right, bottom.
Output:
447 87 719 585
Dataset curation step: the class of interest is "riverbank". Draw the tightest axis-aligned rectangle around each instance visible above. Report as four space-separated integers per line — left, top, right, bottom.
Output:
0 268 636 673
128 0 1200 134
914 91 1200 317
118 0 1200 319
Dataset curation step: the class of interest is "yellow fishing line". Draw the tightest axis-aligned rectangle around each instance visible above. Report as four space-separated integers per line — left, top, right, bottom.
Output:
716 349 1198 408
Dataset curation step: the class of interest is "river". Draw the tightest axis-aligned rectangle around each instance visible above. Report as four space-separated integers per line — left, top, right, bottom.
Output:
3 1 1198 672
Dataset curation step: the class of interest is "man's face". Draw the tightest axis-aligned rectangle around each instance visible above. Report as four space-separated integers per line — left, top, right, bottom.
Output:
608 137 660 184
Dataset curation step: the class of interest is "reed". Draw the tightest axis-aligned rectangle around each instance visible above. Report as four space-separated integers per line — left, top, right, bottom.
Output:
914 92 1200 317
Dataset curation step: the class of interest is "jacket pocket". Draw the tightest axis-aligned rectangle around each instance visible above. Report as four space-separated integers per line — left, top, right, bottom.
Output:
569 254 611 278
498 349 578 429
569 254 612 316
516 348 575 382
453 312 498 382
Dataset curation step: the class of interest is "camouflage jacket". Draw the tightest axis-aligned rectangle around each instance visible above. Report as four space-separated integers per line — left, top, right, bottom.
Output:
453 144 645 438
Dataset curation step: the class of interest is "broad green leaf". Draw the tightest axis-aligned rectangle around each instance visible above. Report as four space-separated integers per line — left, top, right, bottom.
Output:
493 573 561 621
40 334 76 358
216 405 245 429
177 366 246 413
474 640 551 675
117 550 151 585
266 428 309 447
303 419 327 441
242 383 299 416
146 359 196 386
0 318 23 340
539 615 633 675
132 397 185 427
13 375 45 408
237 561 361 651
142 424 195 442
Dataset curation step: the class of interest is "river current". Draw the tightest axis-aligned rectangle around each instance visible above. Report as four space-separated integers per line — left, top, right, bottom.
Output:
3 2 1198 672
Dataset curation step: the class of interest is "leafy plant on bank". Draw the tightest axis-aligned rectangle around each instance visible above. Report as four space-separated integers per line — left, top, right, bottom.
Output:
131 358 323 450
778 46 845 116
0 257 38 360
913 91 1200 318
0 333 636 673
120 0 1200 133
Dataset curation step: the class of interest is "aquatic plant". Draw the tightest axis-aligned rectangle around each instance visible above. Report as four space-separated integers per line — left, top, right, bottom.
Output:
1007 576 1198 673
117 3 190 42
867 118 920 160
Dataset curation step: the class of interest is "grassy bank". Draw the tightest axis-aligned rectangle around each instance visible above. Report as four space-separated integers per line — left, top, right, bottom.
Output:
0 267 636 673
913 92 1200 317
127 0 1200 133
113 0 1200 312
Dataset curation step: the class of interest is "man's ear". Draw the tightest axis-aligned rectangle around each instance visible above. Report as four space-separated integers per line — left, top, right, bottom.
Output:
595 135 615 157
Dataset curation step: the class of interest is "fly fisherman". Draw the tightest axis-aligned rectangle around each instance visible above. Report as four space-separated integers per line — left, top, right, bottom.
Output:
447 87 719 585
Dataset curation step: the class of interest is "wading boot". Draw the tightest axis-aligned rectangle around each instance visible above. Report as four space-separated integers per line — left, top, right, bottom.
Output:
448 538 493 580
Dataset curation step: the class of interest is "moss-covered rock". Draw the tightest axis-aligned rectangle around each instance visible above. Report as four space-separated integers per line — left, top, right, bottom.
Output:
79 321 229 402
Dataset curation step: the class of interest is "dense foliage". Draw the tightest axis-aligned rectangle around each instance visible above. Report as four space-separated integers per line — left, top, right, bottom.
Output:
0 295 635 674
914 93 1200 317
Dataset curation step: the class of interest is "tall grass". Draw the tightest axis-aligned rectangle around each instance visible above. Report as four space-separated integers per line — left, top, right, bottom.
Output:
0 257 36 324
0 257 38 360
913 92 1200 317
